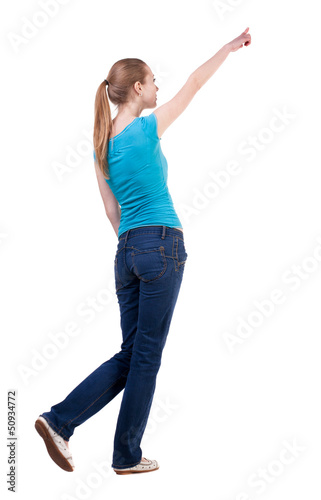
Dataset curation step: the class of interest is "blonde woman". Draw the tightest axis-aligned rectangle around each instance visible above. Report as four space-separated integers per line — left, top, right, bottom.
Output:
35 27 251 475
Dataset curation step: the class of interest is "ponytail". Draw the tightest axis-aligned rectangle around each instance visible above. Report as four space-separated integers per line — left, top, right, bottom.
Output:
93 80 112 179
93 58 148 180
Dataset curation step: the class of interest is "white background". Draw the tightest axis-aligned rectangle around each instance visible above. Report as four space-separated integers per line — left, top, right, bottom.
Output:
1 0 321 499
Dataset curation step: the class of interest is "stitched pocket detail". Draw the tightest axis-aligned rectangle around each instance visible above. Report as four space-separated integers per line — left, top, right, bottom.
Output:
131 246 167 283
173 236 188 267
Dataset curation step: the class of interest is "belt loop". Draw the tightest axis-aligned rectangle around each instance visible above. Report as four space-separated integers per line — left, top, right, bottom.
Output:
161 225 166 240
124 229 129 246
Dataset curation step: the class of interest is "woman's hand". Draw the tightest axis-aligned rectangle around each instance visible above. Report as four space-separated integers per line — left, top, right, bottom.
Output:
227 27 251 52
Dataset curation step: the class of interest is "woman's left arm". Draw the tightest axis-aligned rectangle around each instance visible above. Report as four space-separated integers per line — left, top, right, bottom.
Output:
94 162 120 237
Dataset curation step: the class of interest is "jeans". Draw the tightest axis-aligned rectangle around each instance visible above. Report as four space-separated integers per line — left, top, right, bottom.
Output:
40 225 188 469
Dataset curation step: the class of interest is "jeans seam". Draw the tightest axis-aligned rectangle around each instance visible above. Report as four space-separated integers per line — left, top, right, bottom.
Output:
175 237 179 271
57 370 129 435
129 246 164 253
172 235 174 261
114 255 123 291
41 416 70 441
112 458 142 469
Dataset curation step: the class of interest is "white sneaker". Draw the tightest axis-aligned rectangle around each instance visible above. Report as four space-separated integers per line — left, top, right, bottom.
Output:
113 457 159 475
35 416 75 472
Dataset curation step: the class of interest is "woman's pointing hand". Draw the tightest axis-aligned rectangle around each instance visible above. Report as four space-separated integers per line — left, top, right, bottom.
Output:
227 27 252 52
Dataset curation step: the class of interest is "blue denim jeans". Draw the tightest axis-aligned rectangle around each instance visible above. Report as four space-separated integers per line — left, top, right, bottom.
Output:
40 225 188 469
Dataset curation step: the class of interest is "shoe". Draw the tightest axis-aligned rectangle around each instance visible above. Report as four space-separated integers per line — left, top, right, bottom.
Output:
113 457 159 475
35 416 74 472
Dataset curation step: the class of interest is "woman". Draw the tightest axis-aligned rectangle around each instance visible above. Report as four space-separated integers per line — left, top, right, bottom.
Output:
35 27 251 475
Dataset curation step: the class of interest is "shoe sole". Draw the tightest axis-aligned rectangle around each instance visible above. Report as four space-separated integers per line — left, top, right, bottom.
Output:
113 465 159 475
35 419 74 472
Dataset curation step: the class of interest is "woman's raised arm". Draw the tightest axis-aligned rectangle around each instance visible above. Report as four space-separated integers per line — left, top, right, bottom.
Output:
192 27 251 89
154 27 251 138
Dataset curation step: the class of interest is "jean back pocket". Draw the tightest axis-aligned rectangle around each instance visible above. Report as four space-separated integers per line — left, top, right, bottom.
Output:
131 246 167 283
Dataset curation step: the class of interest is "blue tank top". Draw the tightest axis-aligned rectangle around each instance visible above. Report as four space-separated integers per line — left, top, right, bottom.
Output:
93 112 182 238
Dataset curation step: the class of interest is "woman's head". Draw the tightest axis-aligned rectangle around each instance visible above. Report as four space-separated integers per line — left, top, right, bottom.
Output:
93 58 159 179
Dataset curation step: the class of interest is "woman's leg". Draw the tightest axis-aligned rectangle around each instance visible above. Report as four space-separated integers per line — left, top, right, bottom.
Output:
40 277 141 441
111 226 187 469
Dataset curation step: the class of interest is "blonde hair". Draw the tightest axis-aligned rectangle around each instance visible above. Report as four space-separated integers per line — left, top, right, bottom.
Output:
93 58 148 180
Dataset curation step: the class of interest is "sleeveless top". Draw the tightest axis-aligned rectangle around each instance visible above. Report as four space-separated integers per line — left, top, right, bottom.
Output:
93 112 182 238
